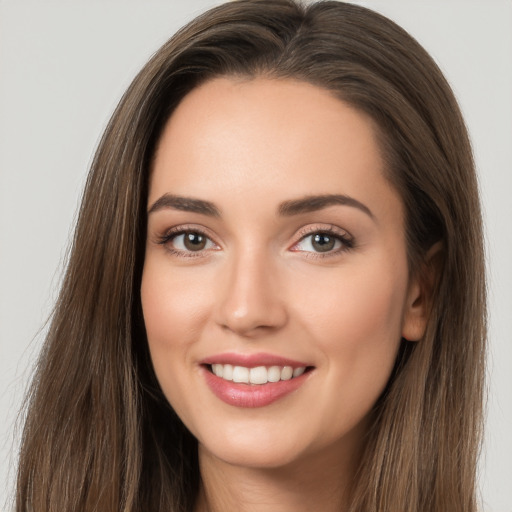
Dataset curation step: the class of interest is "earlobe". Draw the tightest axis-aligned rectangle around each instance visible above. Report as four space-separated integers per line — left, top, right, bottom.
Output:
401 278 427 342
401 242 443 342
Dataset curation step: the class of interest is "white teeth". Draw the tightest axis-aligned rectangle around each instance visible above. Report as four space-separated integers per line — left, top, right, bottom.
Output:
281 366 293 380
212 364 223 378
223 364 233 381
232 366 249 383
249 366 268 385
211 364 307 385
293 367 305 378
267 366 281 382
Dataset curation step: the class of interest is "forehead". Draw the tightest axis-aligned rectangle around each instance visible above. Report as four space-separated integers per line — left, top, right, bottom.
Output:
149 77 402 224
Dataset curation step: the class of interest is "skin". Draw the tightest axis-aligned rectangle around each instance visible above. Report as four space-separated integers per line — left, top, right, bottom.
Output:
141 77 428 512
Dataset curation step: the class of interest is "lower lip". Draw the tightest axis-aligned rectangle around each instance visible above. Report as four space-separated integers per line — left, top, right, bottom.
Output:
202 366 310 408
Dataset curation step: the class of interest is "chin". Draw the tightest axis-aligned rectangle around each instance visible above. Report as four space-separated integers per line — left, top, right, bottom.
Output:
195 415 365 472
199 438 308 470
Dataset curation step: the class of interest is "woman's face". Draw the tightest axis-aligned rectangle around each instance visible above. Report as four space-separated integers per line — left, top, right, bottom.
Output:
141 77 426 469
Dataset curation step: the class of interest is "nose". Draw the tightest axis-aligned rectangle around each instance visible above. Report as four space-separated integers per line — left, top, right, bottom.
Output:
214 249 288 338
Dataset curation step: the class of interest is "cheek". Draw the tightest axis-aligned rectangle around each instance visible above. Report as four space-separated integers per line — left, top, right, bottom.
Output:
296 259 407 342
141 262 212 347
292 259 408 414
140 261 216 418
140 261 216 408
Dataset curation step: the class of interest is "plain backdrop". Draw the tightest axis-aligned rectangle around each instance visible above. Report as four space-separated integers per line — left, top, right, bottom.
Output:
1 1 511 511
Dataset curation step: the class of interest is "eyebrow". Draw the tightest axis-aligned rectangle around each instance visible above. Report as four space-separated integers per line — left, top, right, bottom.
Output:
148 194 221 217
278 194 374 219
147 193 374 220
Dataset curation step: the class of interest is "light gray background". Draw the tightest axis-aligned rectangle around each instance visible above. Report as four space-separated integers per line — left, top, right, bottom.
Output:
1 1 511 511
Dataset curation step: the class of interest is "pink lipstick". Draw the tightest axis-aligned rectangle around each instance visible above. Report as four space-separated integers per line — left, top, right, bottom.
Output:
200 352 312 408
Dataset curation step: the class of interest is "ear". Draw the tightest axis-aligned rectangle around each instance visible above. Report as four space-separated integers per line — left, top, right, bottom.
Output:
401 242 443 342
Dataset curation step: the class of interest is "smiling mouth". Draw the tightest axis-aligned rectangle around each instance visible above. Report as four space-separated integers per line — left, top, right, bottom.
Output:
206 364 313 385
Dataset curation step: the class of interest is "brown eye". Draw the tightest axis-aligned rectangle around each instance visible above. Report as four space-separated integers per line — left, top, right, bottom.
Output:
166 231 216 253
183 232 207 251
311 233 336 252
292 229 352 255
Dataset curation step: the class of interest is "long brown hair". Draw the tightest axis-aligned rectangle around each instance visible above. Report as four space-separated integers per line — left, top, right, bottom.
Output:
16 1 486 511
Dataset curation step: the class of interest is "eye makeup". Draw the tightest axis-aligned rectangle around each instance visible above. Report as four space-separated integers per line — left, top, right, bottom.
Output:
154 221 355 260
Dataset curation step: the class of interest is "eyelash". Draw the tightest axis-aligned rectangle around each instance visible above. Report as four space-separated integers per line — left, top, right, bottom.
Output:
291 225 354 259
156 225 218 259
156 225 354 259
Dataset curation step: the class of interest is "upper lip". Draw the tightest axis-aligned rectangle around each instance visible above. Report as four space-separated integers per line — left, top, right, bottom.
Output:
200 352 310 369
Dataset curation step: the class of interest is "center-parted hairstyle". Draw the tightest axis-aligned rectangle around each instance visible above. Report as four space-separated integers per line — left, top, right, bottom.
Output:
16 1 486 511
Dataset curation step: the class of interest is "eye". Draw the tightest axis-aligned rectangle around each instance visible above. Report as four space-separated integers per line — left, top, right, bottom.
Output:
158 229 218 255
292 229 353 254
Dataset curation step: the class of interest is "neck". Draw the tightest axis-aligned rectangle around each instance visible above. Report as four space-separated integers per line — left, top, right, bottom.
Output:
194 437 363 512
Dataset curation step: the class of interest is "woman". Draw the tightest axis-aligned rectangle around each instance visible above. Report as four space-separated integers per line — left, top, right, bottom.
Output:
16 1 486 511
